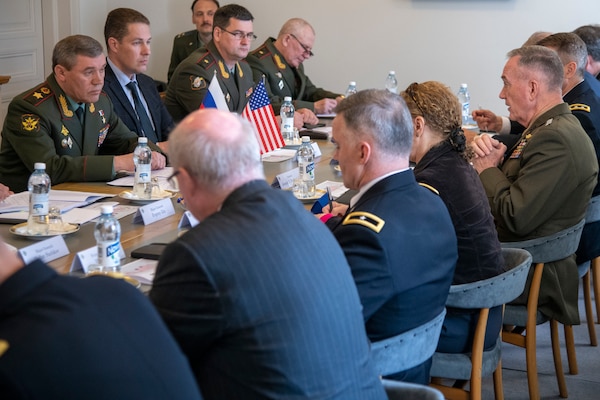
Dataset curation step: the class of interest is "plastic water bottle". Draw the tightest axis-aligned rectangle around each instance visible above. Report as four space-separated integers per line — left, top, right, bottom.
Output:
94 205 121 270
457 83 471 125
280 96 295 143
297 136 316 198
133 137 152 199
385 71 398 94
345 81 357 98
27 162 51 235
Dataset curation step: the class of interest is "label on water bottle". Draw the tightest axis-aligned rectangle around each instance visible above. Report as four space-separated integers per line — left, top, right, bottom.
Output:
98 241 121 268
30 193 49 216
300 161 315 181
462 101 470 120
135 164 151 183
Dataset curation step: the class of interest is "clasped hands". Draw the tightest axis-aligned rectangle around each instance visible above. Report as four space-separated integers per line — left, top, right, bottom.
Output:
470 134 507 173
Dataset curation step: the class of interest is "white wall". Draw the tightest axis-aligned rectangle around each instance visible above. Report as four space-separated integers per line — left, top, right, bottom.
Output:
74 0 600 115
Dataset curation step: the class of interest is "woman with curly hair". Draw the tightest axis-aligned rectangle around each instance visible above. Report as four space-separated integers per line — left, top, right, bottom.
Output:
401 81 504 354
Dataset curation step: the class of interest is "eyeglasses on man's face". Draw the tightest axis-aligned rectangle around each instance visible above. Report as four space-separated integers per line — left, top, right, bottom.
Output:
219 27 257 41
290 34 314 57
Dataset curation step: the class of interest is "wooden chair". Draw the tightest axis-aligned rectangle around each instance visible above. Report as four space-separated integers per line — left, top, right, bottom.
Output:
382 379 444 400
501 219 585 399
429 248 533 400
371 309 446 377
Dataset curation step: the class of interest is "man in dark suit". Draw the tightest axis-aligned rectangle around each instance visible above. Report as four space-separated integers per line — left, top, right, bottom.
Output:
472 45 598 326
167 0 220 82
149 108 386 400
0 35 165 192
0 238 202 399
319 89 458 384
103 8 174 153
164 4 255 121
246 18 342 117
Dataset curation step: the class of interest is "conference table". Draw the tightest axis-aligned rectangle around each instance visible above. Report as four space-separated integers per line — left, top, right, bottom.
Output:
0 132 342 276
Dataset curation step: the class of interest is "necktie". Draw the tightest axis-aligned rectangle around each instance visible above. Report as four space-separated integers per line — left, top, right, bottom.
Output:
126 81 157 143
75 104 84 125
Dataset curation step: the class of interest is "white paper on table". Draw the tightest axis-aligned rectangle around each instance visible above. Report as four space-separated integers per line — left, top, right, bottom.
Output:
316 180 349 199
261 149 297 162
0 190 114 214
107 167 178 191
120 258 158 285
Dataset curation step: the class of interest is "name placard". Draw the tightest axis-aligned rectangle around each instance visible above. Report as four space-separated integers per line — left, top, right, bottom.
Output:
133 198 175 225
178 210 200 229
19 235 69 264
274 168 299 190
311 142 322 158
70 245 126 273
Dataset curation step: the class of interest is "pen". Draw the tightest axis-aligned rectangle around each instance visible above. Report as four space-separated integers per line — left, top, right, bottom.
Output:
326 186 333 212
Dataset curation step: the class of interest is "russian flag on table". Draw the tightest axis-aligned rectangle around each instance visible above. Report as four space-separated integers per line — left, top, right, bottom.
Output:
200 72 228 110
242 79 284 154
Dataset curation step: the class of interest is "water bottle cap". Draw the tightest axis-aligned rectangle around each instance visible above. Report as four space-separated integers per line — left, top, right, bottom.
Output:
138 137 148 144
349 81 356 86
460 83 468 88
33 162 46 170
389 71 396 75
100 205 114 214
283 96 292 102
301 136 310 143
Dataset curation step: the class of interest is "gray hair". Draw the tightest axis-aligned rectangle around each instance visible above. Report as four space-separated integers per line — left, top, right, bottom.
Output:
573 24 600 62
169 113 264 190
52 35 104 70
507 45 564 92
335 89 413 158
537 32 588 78
278 18 315 38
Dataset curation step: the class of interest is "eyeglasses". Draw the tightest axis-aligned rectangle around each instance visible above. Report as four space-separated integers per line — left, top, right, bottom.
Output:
167 169 180 190
219 27 257 41
405 82 426 117
290 34 314 57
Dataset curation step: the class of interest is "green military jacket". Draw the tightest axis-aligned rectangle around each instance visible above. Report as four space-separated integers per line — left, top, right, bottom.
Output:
164 40 254 122
0 74 145 192
246 38 340 112
167 30 205 83
480 103 599 324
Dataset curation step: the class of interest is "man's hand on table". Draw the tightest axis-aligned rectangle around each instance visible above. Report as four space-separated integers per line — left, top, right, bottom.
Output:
113 151 167 173
471 134 507 174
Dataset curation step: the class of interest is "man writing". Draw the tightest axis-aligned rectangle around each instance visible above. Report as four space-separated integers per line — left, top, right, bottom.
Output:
103 8 174 153
0 35 165 192
164 4 255 121
246 18 342 118
149 108 385 399
471 45 598 325
167 0 220 82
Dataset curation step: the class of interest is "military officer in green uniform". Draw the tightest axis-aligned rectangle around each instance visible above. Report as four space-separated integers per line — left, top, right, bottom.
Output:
164 4 255 122
246 18 342 117
167 0 220 82
0 35 165 193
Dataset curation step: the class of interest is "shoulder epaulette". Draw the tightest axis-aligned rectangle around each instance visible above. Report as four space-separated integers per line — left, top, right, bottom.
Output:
175 30 196 39
23 83 53 106
418 182 440 195
252 43 271 59
196 51 215 70
570 103 591 113
342 211 385 233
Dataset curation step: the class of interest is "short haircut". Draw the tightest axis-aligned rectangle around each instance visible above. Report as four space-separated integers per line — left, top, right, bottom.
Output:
212 4 253 31
52 35 104 70
507 45 564 92
104 8 150 48
522 31 551 47
537 32 587 78
335 89 413 158
191 0 220 11
278 18 315 38
573 25 600 62
169 113 263 189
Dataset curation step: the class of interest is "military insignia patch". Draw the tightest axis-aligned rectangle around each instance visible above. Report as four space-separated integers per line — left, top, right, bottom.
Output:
61 125 69 136
510 133 531 159
59 94 74 117
342 211 385 233
190 76 206 90
278 80 284 90
570 103 591 113
21 114 40 132
245 87 253 98
40 87 50 95
98 125 109 147
33 92 43 100
89 103 95 113
98 109 105 124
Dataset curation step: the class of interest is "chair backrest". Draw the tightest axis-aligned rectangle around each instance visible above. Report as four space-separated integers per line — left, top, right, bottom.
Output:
501 219 585 264
381 379 444 400
371 309 446 377
445 248 533 309
586 195 600 224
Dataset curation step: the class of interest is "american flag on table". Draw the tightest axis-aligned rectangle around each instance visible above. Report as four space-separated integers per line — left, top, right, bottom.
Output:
242 79 284 154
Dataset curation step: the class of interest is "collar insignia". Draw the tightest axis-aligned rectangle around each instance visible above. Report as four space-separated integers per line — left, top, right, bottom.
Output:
89 103 95 113
273 54 286 70
59 94 74 117
218 60 230 79
0 340 9 357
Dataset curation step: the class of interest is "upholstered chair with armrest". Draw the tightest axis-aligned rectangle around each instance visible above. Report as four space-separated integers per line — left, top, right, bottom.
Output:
429 247 532 400
371 309 446 377
501 219 585 399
